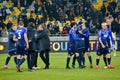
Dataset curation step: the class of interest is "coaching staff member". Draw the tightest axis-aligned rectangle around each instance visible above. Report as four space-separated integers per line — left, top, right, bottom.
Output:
35 24 50 69
27 22 36 71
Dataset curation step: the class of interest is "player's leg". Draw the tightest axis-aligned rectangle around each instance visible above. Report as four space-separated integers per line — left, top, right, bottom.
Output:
78 49 84 68
13 55 17 65
27 52 31 70
107 47 114 69
44 49 50 69
103 54 107 68
86 52 93 68
82 53 86 68
40 50 48 68
66 54 72 69
72 54 76 68
4 54 12 69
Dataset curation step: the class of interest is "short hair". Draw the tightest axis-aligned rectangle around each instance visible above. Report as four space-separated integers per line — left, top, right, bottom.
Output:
70 22 76 28
101 22 107 26
19 21 24 26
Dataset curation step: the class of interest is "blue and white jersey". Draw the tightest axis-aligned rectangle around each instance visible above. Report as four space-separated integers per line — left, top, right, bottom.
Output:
98 29 109 47
15 27 27 47
69 28 82 44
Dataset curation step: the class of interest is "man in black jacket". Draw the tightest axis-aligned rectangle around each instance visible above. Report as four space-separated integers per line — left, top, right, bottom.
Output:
35 24 50 69
27 22 36 71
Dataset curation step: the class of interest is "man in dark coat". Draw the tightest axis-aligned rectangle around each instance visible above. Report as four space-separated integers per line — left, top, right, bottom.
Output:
27 22 36 71
35 24 50 69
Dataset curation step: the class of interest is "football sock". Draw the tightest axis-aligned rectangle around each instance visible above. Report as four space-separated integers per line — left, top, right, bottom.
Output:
82 57 85 65
18 58 25 67
103 57 107 66
66 57 70 67
5 57 10 65
108 58 111 65
72 55 76 65
14 57 17 65
17 59 20 65
76 56 82 67
96 59 100 66
88 56 92 64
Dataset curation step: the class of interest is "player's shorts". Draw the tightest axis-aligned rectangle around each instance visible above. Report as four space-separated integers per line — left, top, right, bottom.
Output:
68 42 76 56
8 49 16 56
83 46 90 53
75 40 85 53
16 45 28 56
96 46 110 56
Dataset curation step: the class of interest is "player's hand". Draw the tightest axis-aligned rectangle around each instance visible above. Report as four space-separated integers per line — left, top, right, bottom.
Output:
29 40 31 43
79 31 82 34
82 38 84 40
26 44 29 49
102 45 105 48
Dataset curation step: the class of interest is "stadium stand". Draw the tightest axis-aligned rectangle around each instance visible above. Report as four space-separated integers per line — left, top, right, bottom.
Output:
0 0 120 36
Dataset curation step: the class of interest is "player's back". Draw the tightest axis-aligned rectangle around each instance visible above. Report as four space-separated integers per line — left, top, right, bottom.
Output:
82 28 89 46
15 27 27 47
69 29 76 43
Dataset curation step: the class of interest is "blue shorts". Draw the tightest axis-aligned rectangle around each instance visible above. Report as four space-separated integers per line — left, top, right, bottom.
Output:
16 45 28 56
68 43 76 56
83 46 90 53
96 46 110 56
8 49 16 56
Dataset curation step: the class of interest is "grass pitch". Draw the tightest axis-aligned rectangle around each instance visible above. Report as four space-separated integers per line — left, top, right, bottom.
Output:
0 52 120 80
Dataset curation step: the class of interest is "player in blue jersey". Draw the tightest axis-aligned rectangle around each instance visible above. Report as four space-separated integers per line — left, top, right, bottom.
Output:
66 22 84 69
13 21 29 72
75 22 85 68
3 24 17 69
79 22 93 68
96 22 114 69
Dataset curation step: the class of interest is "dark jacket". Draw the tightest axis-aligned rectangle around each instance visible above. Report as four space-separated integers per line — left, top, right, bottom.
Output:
36 28 50 51
27 26 36 51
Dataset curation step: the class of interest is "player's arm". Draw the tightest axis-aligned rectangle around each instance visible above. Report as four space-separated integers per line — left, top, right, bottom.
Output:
71 32 84 41
109 30 114 45
98 31 105 48
24 33 29 49
36 31 46 40
13 35 18 42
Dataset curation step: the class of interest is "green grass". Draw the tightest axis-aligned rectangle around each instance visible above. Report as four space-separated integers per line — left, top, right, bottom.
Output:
0 52 120 80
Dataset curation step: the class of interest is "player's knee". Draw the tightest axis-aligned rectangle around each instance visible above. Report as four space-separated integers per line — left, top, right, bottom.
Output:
75 53 79 57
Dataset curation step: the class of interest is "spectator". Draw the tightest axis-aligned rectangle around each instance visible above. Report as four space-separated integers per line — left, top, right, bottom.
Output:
29 15 35 23
47 22 53 32
35 16 40 25
53 21 60 34
7 21 13 30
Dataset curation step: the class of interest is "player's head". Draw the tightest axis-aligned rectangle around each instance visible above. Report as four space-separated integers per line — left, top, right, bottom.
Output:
70 22 76 29
37 24 44 31
101 22 107 30
18 21 24 27
81 22 86 30
12 24 17 31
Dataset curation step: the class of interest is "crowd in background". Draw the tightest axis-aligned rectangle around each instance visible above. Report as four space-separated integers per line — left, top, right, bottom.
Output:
0 0 120 37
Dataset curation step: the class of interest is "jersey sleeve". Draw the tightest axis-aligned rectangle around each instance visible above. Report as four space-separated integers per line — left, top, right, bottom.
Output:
98 30 102 39
109 29 114 44
71 31 82 41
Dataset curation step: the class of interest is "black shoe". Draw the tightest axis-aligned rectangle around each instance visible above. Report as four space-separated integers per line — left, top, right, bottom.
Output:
83 65 86 68
90 64 93 68
79 66 84 69
17 69 22 72
28 69 34 72
66 66 71 69
45 66 49 69
16 66 22 72
72 65 75 69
